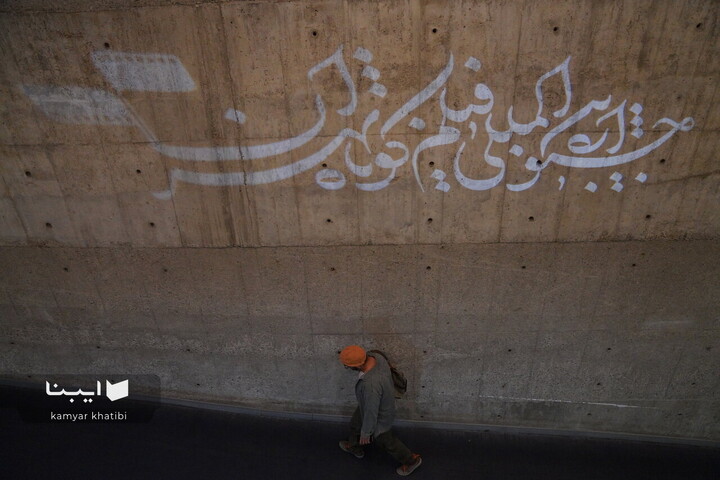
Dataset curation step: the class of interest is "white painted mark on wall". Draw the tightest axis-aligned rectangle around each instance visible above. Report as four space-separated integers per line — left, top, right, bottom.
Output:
91 51 196 92
22 85 134 125
585 182 598 193
431 169 451 193
509 144 524 157
352 47 373 63
629 102 644 138
464 56 482 72
316 168 346 190
477 395 652 410
224 108 246 124
409 117 426 131
369 82 388 98
23 46 695 199
362 65 381 82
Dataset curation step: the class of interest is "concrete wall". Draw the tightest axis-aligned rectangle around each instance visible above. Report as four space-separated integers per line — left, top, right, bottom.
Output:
1 0 718 439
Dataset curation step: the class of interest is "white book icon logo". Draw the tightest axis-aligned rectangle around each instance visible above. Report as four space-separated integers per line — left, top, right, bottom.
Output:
106 380 129 401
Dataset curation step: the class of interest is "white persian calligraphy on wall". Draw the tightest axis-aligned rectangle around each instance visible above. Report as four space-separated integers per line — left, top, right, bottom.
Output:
21 46 694 199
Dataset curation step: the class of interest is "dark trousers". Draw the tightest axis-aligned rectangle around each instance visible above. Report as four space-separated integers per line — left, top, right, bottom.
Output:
347 407 415 465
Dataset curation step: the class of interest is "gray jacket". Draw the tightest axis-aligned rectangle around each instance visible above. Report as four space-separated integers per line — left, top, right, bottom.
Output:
355 352 396 437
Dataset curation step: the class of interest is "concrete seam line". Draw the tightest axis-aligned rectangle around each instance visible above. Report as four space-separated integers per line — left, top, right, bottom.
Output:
0 238 717 252
156 395 720 449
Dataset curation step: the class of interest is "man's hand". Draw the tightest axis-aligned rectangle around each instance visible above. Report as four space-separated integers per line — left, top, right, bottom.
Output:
359 435 372 445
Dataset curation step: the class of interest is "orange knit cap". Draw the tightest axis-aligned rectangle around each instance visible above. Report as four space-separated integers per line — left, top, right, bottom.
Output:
339 345 366 367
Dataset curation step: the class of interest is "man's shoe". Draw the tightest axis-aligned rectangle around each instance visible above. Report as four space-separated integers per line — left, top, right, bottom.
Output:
396 454 422 476
338 440 364 459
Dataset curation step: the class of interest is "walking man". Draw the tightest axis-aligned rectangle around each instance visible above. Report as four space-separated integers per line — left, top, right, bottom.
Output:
338 345 422 476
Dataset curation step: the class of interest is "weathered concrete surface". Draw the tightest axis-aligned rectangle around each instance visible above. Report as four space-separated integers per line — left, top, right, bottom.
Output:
2 241 719 439
0 0 719 439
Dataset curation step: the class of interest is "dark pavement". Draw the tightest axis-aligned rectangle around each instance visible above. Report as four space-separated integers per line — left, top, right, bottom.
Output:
2 385 719 479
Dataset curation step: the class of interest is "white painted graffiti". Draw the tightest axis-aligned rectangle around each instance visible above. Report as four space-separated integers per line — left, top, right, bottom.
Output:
21 45 694 199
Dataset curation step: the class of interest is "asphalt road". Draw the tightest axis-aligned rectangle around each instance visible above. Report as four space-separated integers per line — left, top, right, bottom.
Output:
2 385 719 479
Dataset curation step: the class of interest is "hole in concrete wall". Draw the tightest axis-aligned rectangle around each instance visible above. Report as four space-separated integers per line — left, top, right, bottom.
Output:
660 158 666 164
536 160 542 167
632 263 637 267
186 348 191 352
45 222 53 229
96 346 101 349
507 349 513 352
104 42 110 49
329 267 336 272
322 163 327 168
429 161 435 167
607 347 612 351
63 267 69 272
596 382 602 386
696 23 703 29
326 218 333 223
10 341 15 345
149 222 155 227
24 171 32 177
136 169 142 174
421 385 425 388
528 216 535 221
587 413 592 416
312 30 318 37
427 218 433 223
521 266 526 269
196 383 201 386
645 214 652 219
163 268 168 273
432 28 438 33
553 26 559 32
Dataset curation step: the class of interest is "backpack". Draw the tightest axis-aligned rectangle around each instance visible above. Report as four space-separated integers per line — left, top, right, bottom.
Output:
369 349 408 399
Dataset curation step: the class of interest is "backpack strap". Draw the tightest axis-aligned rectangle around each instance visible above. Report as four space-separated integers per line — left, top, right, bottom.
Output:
368 349 393 367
